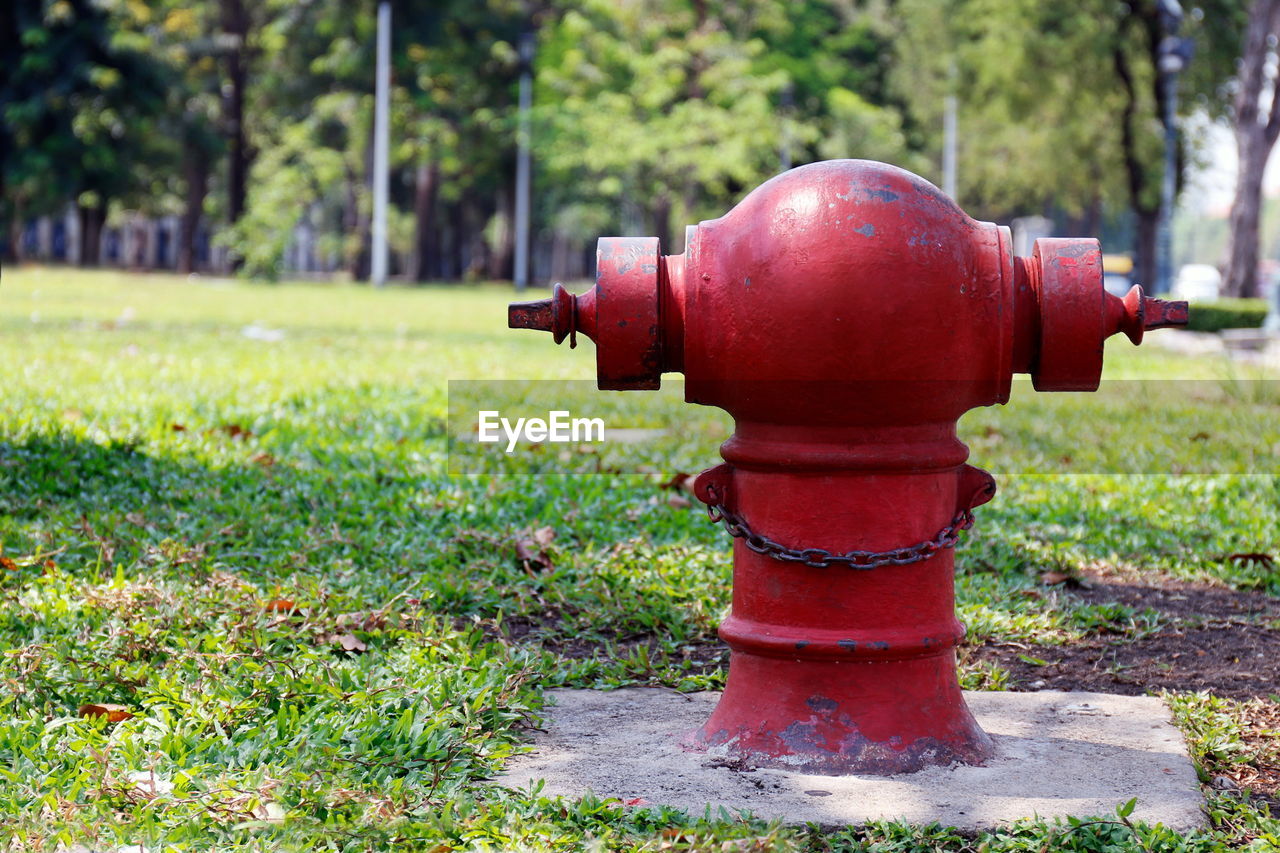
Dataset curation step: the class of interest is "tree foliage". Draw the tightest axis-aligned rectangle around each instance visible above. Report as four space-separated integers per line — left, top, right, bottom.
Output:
1 1 168 238
0 0 1261 283
893 0 1243 286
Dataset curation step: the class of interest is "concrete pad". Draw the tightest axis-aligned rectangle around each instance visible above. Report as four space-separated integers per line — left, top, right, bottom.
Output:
496 688 1204 831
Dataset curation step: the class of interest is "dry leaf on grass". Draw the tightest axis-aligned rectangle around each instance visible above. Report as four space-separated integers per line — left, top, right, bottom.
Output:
1225 552 1275 567
1039 571 1087 588
329 633 368 653
335 610 388 631
264 599 299 614
254 800 286 823
216 424 253 440
659 472 697 495
515 532 554 572
79 703 134 722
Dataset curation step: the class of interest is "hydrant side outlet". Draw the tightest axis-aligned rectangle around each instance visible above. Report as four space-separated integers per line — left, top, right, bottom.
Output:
508 159 1188 775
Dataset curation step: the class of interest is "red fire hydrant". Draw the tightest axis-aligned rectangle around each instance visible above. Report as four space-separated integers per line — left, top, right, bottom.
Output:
509 160 1187 775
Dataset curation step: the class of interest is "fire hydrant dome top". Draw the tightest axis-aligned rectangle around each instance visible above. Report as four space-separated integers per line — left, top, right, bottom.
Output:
707 161 992 340
680 159 1017 421
731 159 975 242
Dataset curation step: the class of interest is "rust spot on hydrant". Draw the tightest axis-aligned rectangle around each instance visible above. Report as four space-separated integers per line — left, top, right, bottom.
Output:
509 159 1188 775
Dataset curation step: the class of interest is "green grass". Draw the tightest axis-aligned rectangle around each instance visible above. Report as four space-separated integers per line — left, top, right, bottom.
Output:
1 266 1278 850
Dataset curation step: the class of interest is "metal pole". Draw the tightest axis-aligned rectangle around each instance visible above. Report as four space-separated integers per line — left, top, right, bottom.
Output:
1156 65 1179 295
514 30 534 292
1155 0 1185 295
371 0 391 287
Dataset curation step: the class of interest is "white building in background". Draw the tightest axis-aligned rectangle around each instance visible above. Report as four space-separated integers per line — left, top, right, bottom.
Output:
1011 216 1053 259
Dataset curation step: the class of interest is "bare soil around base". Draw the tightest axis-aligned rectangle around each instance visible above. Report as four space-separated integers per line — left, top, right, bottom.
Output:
971 572 1280 700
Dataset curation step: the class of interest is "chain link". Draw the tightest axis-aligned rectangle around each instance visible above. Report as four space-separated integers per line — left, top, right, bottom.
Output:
702 484 974 569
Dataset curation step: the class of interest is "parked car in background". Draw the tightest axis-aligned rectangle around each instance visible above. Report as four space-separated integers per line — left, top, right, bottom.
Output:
1101 254 1133 297
1173 264 1222 302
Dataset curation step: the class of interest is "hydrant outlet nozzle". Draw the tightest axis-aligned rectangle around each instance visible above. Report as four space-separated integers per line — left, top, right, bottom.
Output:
1111 285 1189 346
508 282 582 347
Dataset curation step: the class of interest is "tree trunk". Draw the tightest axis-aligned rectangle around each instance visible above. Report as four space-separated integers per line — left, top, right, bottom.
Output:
131 220 149 271
1225 136 1268 298
410 159 440 282
349 120 377 282
9 199 25 264
1133 208 1158 292
1083 194 1102 239
450 199 471 279
220 0 250 226
649 195 673 255
486 184 515 281
1112 44 1162 292
179 144 210 274
1223 0 1280 298
342 170 362 279
350 216 371 279
350 196 372 282
461 195 488 280
550 229 569 283
77 202 105 267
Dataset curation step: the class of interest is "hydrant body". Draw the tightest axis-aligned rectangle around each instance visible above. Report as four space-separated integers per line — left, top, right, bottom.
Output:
510 160 1187 775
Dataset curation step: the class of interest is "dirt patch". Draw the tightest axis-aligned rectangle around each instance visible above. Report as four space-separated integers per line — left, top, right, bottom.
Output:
1230 701 1280 802
971 626 1280 700
972 572 1280 700
1069 572 1280 625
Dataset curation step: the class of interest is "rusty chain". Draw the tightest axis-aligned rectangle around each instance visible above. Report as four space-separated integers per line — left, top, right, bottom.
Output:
702 484 974 569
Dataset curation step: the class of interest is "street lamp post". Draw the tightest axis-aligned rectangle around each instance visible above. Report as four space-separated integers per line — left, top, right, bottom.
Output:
371 0 391 288
1156 0 1193 295
514 30 535 293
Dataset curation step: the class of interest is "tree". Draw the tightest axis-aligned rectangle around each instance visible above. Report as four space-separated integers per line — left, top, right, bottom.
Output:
394 0 529 282
0 0 168 265
148 3 227 273
538 0 794 255
220 0 251 226
221 0 378 280
1223 0 1280 298
750 1 918 170
892 0 1238 288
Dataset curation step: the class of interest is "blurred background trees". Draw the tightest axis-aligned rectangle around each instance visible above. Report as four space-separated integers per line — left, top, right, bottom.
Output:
1 0 1276 293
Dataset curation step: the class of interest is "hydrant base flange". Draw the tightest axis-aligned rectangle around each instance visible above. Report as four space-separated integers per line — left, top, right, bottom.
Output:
689 651 994 775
